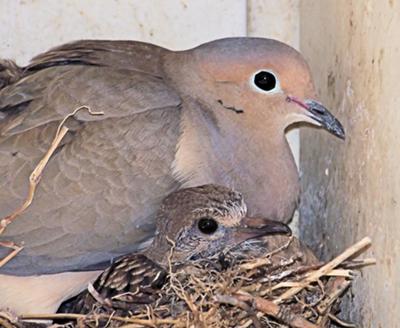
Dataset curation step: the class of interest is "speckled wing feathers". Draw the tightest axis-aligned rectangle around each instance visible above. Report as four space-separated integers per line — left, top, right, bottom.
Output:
60 253 167 314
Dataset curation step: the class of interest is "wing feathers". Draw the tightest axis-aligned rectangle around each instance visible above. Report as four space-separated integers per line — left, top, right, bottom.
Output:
0 40 181 136
60 254 167 314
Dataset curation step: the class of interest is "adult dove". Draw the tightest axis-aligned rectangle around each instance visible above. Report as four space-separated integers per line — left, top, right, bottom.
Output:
0 38 343 313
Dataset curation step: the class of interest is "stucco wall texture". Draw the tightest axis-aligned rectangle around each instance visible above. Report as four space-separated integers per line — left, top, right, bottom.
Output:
0 0 247 64
299 1 399 327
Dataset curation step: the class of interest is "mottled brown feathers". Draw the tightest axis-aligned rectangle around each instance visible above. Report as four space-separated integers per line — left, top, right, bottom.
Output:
60 254 166 314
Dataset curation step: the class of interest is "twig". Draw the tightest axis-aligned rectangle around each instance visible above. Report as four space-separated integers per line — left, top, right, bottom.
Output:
19 313 180 327
260 256 374 282
165 236 204 326
214 295 262 328
216 294 318 328
323 269 353 278
274 237 371 303
238 237 294 271
0 241 23 268
260 269 352 297
0 126 68 235
328 313 357 327
0 105 103 267
266 236 294 258
240 257 271 270
317 277 351 314
0 105 103 235
260 263 322 285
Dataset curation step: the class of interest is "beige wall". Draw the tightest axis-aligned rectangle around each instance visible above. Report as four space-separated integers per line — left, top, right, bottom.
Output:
0 0 247 64
299 1 399 326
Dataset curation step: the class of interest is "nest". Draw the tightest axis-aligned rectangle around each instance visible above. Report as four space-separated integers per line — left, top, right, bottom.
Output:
1 235 373 328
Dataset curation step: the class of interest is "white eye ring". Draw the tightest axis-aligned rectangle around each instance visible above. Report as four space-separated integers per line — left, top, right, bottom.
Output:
250 69 281 94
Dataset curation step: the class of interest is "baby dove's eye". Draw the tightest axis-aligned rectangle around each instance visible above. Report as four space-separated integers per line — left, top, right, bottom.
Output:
252 70 279 93
197 217 219 235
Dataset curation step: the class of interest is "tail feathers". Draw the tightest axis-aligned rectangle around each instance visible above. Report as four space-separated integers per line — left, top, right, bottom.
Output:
0 59 23 90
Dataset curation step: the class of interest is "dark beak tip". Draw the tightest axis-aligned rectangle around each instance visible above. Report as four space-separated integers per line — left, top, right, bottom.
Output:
305 99 346 140
240 218 292 240
264 222 292 236
281 225 292 236
333 126 346 140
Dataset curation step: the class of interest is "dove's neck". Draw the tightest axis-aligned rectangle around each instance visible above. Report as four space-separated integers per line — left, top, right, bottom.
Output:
172 98 299 222
144 240 168 268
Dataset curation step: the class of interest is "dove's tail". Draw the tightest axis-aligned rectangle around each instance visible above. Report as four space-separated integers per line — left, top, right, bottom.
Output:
0 59 23 90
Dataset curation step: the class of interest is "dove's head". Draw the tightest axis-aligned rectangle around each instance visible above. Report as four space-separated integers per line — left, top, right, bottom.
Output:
164 37 344 139
146 184 291 266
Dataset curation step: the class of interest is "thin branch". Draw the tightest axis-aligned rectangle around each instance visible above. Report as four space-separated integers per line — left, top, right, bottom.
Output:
275 237 371 303
216 293 318 328
0 241 23 268
214 295 262 328
20 313 180 327
0 105 103 268
328 313 357 327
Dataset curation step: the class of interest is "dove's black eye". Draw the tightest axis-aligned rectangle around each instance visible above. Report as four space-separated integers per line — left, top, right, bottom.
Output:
254 71 277 92
197 217 219 234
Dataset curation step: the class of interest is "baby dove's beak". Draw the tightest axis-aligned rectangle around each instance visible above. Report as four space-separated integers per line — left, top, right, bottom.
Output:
232 217 291 245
